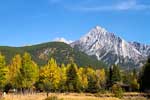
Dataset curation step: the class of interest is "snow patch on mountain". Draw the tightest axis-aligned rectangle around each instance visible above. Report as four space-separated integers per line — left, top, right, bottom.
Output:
53 37 73 44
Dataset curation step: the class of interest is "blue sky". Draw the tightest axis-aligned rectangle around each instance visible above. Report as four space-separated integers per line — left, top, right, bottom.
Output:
0 0 150 46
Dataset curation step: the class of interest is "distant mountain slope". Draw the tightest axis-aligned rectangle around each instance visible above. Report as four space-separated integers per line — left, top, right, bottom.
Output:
71 26 148 68
129 42 150 57
0 42 105 68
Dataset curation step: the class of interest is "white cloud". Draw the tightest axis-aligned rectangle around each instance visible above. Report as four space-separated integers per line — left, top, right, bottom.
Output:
115 0 150 10
116 0 137 10
53 37 73 44
66 0 150 12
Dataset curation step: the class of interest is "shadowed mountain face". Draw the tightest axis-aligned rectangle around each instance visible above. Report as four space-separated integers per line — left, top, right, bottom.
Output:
71 26 149 68
0 42 106 68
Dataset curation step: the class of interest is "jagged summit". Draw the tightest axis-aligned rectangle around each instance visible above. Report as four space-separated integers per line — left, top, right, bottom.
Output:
71 26 148 68
79 25 109 44
86 26 107 36
95 25 108 33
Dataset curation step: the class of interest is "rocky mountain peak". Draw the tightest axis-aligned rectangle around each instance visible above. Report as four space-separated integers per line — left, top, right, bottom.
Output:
71 26 148 68
95 25 108 33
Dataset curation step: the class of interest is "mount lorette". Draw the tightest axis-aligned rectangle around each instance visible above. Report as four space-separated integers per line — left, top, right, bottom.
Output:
71 26 150 68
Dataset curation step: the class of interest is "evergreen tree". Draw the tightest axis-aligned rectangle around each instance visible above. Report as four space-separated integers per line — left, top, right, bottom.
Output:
140 58 150 92
109 65 121 87
108 66 113 87
85 67 100 93
66 63 81 92
87 74 100 93
112 65 121 83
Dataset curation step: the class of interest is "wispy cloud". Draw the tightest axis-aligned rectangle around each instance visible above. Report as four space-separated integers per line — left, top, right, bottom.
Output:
62 0 150 12
116 0 137 10
115 0 150 11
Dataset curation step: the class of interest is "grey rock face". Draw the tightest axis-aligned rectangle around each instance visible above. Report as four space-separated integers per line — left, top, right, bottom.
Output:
71 26 148 68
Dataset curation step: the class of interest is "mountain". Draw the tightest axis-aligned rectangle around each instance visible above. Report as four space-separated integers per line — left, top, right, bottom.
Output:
0 42 105 68
0 26 149 69
71 26 149 68
129 42 150 57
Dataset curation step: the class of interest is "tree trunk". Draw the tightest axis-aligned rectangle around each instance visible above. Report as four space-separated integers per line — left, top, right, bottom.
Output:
46 92 49 97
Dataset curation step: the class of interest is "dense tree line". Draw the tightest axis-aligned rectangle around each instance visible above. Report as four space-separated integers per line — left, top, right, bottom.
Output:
0 52 149 95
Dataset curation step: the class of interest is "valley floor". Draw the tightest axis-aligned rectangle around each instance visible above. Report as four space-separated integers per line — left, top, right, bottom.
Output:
2 93 149 100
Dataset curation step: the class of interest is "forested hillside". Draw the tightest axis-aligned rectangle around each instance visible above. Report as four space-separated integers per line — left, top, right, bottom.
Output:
0 42 106 68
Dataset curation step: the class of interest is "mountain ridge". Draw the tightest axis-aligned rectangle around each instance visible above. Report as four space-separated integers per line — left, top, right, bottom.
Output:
0 42 106 68
71 26 149 68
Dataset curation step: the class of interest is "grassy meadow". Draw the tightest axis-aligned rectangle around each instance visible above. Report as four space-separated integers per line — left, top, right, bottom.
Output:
2 93 148 100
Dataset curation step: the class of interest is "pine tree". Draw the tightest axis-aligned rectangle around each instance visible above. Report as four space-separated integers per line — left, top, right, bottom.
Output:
85 67 100 93
112 65 121 83
87 74 100 93
109 65 121 87
140 58 150 92
66 63 81 92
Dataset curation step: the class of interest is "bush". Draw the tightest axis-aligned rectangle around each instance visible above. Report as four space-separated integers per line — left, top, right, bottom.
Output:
130 79 139 91
111 84 123 98
44 96 63 100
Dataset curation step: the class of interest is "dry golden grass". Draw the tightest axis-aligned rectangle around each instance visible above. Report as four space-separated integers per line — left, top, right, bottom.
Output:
3 93 120 100
3 93 149 100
